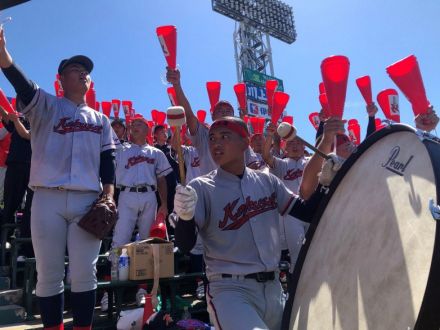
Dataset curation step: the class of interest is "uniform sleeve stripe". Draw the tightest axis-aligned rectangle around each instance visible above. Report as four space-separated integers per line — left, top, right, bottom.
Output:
156 166 172 176
281 195 297 216
21 88 41 115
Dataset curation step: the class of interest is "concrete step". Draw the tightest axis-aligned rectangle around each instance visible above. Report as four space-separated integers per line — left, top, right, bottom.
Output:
0 289 22 306
0 276 10 290
0 304 26 325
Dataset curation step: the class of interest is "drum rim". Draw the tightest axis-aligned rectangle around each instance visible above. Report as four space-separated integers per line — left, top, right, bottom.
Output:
281 123 429 329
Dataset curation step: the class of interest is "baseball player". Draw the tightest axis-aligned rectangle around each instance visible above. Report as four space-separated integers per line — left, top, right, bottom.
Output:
262 122 310 272
250 132 268 171
0 28 118 330
173 116 341 330
166 67 260 175
111 114 172 249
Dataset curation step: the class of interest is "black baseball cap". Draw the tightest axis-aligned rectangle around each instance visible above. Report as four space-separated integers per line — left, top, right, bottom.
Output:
58 55 94 75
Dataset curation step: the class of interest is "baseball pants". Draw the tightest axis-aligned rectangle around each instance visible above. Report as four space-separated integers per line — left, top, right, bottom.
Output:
31 188 101 297
112 190 157 248
206 275 284 330
280 214 309 272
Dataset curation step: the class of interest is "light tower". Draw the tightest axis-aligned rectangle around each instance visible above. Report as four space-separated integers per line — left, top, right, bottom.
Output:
212 0 296 117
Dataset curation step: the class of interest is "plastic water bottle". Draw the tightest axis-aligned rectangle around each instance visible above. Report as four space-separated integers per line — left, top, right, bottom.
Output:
110 248 119 281
118 248 130 281
181 306 191 320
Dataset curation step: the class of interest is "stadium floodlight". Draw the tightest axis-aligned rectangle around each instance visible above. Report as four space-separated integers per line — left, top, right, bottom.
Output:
212 0 296 44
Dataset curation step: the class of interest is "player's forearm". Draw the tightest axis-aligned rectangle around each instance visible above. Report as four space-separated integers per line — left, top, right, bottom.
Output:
102 184 114 198
13 119 30 140
157 176 168 209
2 63 37 107
175 218 197 253
366 116 375 138
0 48 13 69
173 83 198 135
100 149 116 192
289 184 327 222
262 135 275 168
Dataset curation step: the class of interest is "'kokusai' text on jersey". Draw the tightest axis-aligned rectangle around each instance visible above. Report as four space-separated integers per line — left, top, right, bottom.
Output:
19 89 118 191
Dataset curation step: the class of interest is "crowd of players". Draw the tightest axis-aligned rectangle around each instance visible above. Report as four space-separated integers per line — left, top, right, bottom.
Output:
0 27 439 330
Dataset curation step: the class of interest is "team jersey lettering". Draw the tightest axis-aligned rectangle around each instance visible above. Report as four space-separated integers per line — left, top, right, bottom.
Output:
219 193 278 231
283 169 303 181
125 155 155 169
53 117 103 135
191 157 200 167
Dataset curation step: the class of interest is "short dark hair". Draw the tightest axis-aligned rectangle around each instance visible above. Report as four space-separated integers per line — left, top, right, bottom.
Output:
153 125 166 135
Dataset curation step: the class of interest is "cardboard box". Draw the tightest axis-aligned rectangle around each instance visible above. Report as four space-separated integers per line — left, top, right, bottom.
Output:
122 238 174 281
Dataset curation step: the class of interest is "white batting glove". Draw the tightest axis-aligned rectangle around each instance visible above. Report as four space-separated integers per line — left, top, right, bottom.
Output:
319 153 345 187
174 184 198 221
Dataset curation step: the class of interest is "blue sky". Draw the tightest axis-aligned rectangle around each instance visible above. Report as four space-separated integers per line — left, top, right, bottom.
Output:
1 0 439 143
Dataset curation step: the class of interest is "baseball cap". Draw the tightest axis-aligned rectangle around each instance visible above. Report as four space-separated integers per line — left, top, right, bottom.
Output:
58 55 94 75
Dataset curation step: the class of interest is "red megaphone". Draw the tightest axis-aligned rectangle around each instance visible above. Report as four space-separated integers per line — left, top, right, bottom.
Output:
243 115 249 125
142 294 154 325
319 93 330 118
375 118 386 131
122 101 132 118
386 55 430 116
197 110 206 123
233 83 247 111
266 80 278 115
101 101 112 118
206 81 221 112
149 212 167 239
156 25 177 70
347 119 361 145
282 115 293 125
321 55 350 118
356 75 373 106
271 91 290 124
167 86 178 106
156 112 167 125
377 89 400 122
95 102 100 112
111 99 121 118
319 82 326 94
0 89 15 113
151 109 159 124
85 86 96 110
308 112 320 130
249 117 265 135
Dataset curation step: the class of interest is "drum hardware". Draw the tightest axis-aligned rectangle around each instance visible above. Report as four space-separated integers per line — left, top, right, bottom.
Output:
415 129 440 143
429 198 440 221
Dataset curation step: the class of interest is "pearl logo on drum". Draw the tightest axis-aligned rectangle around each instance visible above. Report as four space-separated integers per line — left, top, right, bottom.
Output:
381 146 414 176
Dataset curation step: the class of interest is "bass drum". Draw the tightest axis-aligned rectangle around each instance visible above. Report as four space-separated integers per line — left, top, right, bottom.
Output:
282 124 440 330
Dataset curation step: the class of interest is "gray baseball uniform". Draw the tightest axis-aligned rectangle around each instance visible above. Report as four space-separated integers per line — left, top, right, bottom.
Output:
188 167 298 329
19 88 118 297
270 156 310 271
112 142 172 248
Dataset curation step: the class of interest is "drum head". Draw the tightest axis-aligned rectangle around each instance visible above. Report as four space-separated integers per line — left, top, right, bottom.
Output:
284 125 440 330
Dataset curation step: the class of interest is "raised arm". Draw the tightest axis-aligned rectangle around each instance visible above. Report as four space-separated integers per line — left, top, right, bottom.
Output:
299 117 344 200
166 67 198 136
0 29 37 107
365 103 378 138
262 122 277 168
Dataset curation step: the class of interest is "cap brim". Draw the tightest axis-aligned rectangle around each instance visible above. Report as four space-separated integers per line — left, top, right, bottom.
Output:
58 55 94 74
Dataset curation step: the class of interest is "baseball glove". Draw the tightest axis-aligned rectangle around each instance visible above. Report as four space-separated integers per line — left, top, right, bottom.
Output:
78 194 117 240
